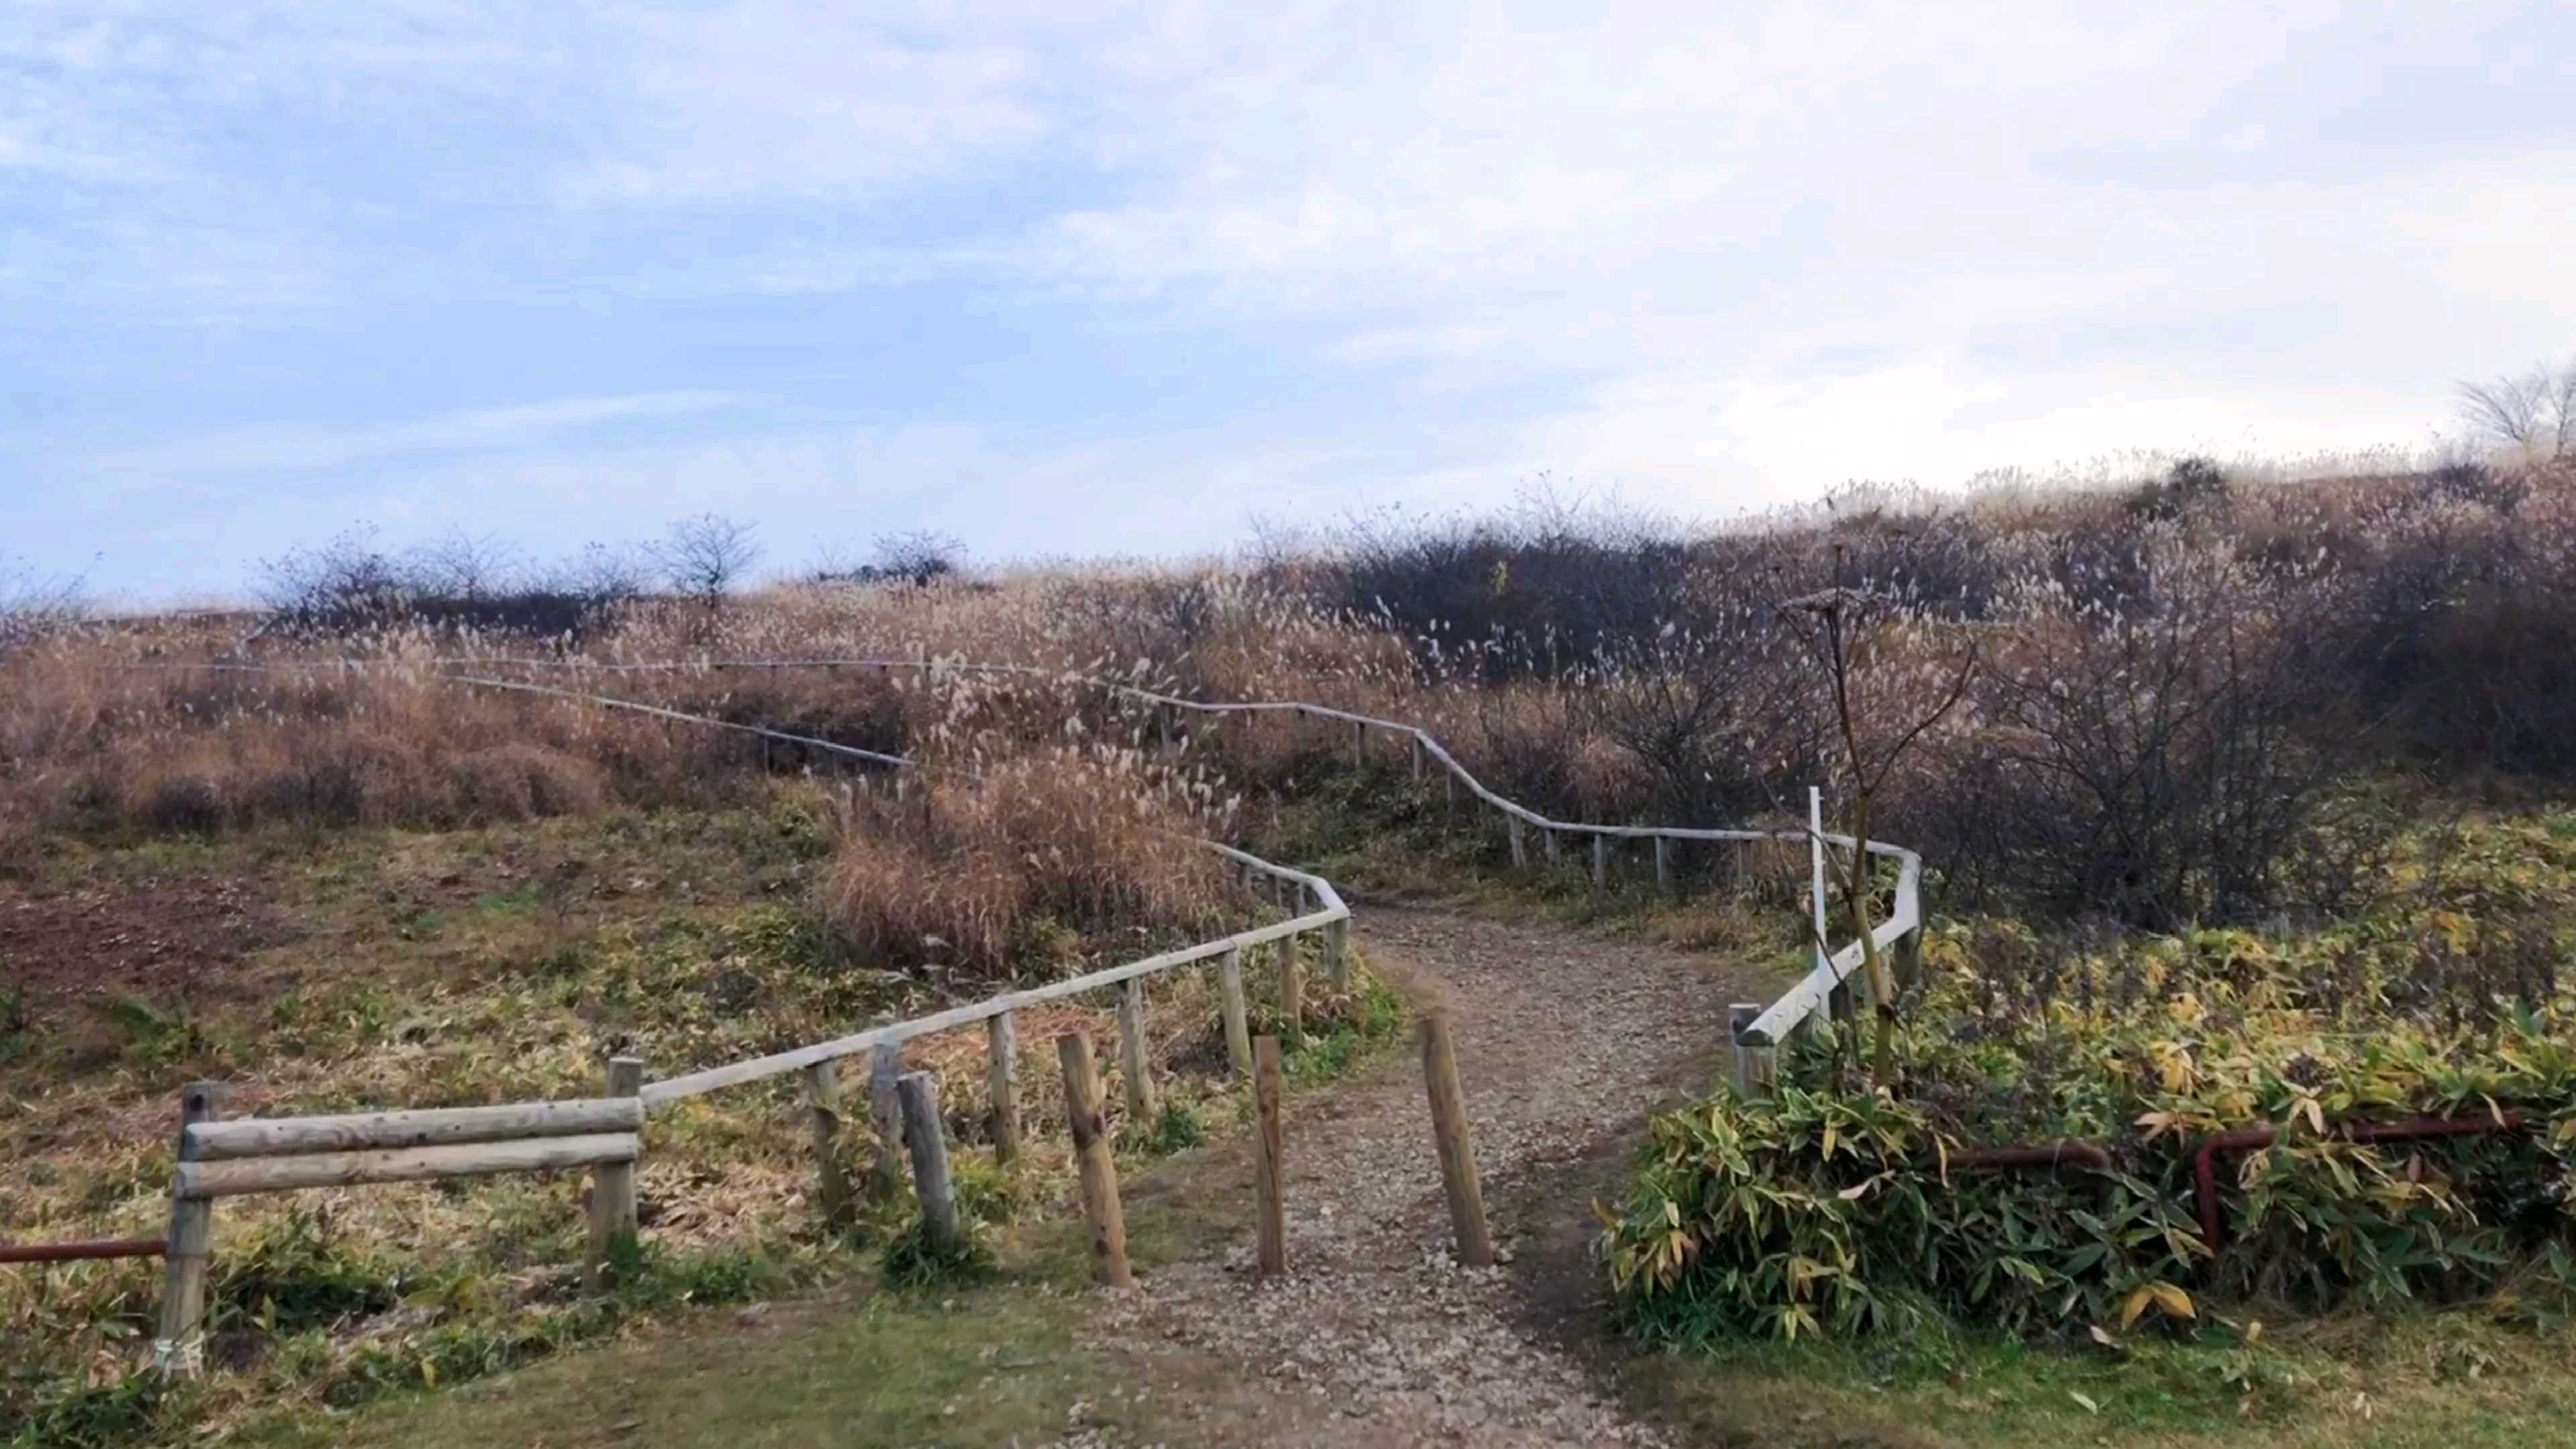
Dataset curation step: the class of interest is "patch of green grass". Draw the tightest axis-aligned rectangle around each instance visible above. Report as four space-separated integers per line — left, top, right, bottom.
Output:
248 1157 1252 1449
1126 1099 1207 1155
879 1221 998 1289
1621 1310 2576 1448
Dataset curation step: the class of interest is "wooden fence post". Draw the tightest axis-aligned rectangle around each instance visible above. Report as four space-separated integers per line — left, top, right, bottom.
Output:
1409 735 1425 784
1894 924 1925 994
1544 828 1561 867
1729 1004 1776 1096
1057 1034 1135 1288
1321 918 1348 990
586 1055 644 1287
153 1080 223 1378
1443 767 1456 814
1117 976 1159 1125
1350 720 1366 769
1217 947 1254 1079
896 1073 961 1253
869 1044 906 1195
1654 836 1672 894
1591 833 1609 892
1507 814 1526 869
1252 1035 1286 1280
803 1060 853 1231
987 1012 1020 1164
1417 1012 1494 1266
1277 941 1304 1051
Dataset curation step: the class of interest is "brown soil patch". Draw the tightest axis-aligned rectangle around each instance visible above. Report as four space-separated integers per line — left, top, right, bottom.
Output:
0 871 292 1023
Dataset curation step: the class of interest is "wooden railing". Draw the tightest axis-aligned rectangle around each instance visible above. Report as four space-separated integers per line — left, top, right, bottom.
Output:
442 654 1921 1062
122 651 1915 1375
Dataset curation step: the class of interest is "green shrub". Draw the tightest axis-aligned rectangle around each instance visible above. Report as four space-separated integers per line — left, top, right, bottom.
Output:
212 1210 405 1334
880 1222 995 1289
1605 904 2576 1344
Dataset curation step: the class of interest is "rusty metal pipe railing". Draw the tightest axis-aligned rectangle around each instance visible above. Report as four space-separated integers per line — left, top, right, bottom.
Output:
2192 1112 2527 1250
0 1236 168 1265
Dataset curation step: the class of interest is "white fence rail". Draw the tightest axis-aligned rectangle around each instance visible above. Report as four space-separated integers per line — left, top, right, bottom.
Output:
439 653 1921 1054
128 649 1915 1374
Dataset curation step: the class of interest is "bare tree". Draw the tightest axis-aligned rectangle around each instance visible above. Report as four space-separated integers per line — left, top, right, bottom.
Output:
256 527 409 630
1 555 91 652
556 541 647 608
407 529 523 602
650 514 762 613
1776 578 1978 1086
2456 360 2576 457
872 529 965 587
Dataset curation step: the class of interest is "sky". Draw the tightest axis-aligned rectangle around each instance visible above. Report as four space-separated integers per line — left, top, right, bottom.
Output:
5 1 2573 600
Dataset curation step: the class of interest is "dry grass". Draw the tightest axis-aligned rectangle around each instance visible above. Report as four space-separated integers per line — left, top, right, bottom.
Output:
820 746 1236 983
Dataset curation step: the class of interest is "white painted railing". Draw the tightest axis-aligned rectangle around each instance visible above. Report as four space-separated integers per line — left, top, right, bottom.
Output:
119 647 1917 1372
443 654 1919 1054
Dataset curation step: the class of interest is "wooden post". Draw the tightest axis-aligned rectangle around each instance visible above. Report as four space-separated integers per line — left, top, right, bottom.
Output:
1729 1004 1776 1096
1409 735 1425 784
1277 940 1304 1051
869 1043 906 1195
1507 814 1526 869
1544 828 1561 867
153 1080 223 1377
804 1060 853 1230
987 1012 1020 1165
586 1055 644 1286
1057 1034 1134 1288
1654 835 1672 894
1217 947 1254 1079
1591 833 1609 892
1444 767 1456 814
1252 1035 1286 1280
1350 720 1365 770
1116 975 1159 1125
1156 704 1173 751
896 1073 961 1253
1321 917 1348 989
1894 924 1925 994
1417 1013 1494 1266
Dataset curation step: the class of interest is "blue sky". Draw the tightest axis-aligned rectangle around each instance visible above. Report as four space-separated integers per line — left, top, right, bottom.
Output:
5 1 2572 600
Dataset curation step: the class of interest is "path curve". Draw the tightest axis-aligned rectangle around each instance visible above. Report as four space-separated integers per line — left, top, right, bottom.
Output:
1070 903 1752 1446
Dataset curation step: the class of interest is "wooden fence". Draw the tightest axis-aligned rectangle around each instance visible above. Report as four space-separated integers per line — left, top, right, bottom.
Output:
97 651 1912 1375
150 1078 647 1375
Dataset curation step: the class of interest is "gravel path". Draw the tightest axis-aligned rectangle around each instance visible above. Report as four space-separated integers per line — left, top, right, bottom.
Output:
1070 903 1752 1447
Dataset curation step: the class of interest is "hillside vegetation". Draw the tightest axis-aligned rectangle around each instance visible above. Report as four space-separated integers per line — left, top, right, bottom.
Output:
4 453 2575 1442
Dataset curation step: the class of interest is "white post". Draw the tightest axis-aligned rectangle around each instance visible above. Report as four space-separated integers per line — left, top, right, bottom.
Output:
1808 786 1829 981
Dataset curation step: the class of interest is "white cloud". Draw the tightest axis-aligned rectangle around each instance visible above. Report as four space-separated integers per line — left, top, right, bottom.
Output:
9 0 2575 597
81 392 759 481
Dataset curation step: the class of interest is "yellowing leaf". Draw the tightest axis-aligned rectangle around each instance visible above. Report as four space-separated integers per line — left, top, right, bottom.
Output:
2149 1282 2197 1320
2120 1286 2154 1330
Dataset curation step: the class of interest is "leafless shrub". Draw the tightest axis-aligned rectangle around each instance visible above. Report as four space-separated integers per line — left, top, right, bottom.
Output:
650 513 763 616
811 531 967 588
405 529 525 602
1913 536 2370 927
0 555 87 655
2456 360 2576 458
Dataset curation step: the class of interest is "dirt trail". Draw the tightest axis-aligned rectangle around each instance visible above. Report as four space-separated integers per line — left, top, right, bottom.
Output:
1073 902 1753 1447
